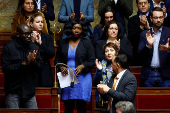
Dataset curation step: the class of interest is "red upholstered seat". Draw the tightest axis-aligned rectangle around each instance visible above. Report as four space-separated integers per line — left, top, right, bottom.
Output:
0 73 4 87
136 95 170 109
0 41 9 46
0 95 5 108
35 95 52 108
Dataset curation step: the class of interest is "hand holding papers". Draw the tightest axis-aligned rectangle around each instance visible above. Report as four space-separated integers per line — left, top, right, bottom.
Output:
57 69 79 88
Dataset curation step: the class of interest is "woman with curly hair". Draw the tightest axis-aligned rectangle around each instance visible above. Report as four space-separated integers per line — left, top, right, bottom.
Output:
11 0 48 38
54 18 95 113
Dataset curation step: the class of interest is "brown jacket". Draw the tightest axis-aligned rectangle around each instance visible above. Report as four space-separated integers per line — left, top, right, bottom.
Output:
11 12 48 38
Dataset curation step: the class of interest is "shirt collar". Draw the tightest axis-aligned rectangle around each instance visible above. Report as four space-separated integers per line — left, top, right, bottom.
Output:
139 12 149 17
117 69 127 79
152 0 164 7
152 26 163 34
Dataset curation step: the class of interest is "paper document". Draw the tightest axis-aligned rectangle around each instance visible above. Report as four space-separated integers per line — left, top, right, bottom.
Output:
57 69 79 88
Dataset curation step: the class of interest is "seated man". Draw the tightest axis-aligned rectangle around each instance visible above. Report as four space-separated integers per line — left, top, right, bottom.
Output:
128 0 153 66
115 101 135 113
139 7 170 87
97 54 137 113
1 23 43 108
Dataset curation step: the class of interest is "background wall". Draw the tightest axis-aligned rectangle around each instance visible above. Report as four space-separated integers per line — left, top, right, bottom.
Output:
0 0 138 31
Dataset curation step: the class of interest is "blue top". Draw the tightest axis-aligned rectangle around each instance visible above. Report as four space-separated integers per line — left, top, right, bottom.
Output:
61 44 92 102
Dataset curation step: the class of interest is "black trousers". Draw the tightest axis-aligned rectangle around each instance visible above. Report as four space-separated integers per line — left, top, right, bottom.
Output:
64 99 86 113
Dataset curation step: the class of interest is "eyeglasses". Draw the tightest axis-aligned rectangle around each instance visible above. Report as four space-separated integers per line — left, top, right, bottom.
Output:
152 16 164 20
20 32 32 37
108 27 118 30
138 2 148 6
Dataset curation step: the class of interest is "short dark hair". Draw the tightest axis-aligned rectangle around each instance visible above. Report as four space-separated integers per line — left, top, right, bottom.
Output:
17 0 38 15
102 42 119 54
136 0 149 4
64 18 88 38
101 20 123 40
150 7 164 17
115 101 134 113
114 54 128 69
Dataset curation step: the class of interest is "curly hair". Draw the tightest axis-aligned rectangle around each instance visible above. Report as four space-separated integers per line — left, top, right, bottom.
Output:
101 20 123 40
64 18 89 38
16 0 38 15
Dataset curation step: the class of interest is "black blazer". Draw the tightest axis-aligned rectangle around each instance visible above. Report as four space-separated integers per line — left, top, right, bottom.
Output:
107 70 137 113
95 38 133 61
128 13 153 55
54 38 95 73
38 33 55 87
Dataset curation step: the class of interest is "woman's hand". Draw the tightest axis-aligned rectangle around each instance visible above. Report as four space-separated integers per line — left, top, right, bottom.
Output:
95 59 102 70
60 67 68 76
114 39 120 51
75 65 84 75
25 16 30 26
31 31 42 45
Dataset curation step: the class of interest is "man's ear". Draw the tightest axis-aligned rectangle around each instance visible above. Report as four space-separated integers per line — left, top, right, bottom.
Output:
116 63 120 69
150 16 153 22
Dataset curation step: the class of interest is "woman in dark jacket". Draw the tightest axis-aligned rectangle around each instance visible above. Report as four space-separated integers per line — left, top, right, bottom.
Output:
54 18 95 113
30 13 55 87
95 20 132 62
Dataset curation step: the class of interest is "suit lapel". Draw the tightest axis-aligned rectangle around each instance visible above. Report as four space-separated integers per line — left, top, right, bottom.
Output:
70 0 74 12
159 26 166 45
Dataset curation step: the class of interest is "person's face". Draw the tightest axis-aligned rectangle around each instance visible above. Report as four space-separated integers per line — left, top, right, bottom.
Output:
30 16 43 32
137 0 150 15
105 47 116 61
104 12 114 25
19 26 32 44
23 0 34 13
150 11 164 28
111 60 118 74
72 24 82 38
116 108 123 113
108 24 118 39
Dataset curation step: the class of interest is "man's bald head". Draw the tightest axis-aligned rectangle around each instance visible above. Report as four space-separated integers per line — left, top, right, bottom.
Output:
17 23 31 33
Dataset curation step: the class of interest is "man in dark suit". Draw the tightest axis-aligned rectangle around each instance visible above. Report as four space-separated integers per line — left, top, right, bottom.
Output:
97 54 137 113
139 7 170 87
36 0 55 34
128 0 153 65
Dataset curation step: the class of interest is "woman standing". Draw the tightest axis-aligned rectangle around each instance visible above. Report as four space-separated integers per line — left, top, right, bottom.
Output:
11 0 48 39
30 13 55 87
55 18 95 113
95 20 132 62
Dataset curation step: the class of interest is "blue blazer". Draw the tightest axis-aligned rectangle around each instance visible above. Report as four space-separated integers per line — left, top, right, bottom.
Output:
58 0 94 39
138 26 170 79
